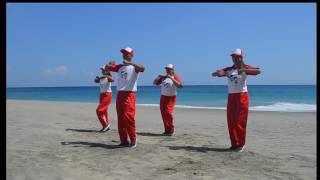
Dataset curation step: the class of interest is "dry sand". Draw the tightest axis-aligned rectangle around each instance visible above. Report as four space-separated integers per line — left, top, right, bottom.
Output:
6 100 316 180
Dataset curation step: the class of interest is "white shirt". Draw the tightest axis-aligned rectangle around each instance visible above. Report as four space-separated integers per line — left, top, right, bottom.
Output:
222 65 259 94
226 68 248 94
99 78 112 93
155 74 181 96
161 77 178 96
115 65 139 92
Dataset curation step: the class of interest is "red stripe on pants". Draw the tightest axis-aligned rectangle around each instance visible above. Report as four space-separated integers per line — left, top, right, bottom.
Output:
96 92 112 128
116 91 136 144
160 95 176 133
227 92 249 147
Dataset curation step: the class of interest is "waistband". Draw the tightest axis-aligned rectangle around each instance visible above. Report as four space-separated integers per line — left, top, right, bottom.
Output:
161 94 177 97
117 91 136 94
228 92 249 95
100 92 112 94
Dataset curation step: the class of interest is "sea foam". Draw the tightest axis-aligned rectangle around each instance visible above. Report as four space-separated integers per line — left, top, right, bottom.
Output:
137 102 316 112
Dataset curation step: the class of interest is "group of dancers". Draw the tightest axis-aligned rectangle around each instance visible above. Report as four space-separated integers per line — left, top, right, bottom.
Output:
94 47 261 151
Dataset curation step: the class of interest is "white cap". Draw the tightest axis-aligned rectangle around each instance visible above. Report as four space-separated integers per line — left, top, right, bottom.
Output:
120 47 134 55
165 64 174 70
230 48 244 57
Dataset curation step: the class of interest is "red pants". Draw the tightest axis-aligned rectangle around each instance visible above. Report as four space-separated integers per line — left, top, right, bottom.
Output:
96 92 112 128
160 95 176 133
116 91 136 144
227 92 249 147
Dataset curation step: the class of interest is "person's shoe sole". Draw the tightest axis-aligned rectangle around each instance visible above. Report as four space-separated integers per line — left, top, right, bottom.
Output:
130 139 137 148
234 146 245 152
162 132 174 136
167 132 174 136
100 124 111 132
130 143 137 148
239 146 245 152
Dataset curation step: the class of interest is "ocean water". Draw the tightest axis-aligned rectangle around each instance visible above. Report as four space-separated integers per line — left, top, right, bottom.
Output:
6 85 316 112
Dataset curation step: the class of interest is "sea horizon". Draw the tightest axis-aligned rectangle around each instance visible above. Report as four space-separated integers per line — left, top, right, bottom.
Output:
6 84 317 88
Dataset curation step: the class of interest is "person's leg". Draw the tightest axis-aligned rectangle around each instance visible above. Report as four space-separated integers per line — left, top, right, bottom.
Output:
116 92 129 145
103 93 112 127
166 96 176 133
96 93 108 128
160 95 169 132
227 93 239 148
125 93 137 146
236 92 249 147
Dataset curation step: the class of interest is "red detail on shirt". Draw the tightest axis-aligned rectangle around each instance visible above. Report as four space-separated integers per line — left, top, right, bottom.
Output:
243 65 260 75
106 76 113 82
155 76 166 85
134 66 141 74
94 77 100 83
110 64 141 74
108 64 124 72
220 65 259 76
173 74 181 83
156 74 181 85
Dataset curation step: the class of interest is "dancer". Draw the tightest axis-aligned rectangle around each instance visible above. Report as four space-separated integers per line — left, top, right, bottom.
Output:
153 64 183 136
94 64 114 132
107 47 145 147
212 49 261 152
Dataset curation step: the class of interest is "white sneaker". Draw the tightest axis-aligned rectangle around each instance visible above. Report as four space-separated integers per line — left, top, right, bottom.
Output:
235 145 245 152
130 139 137 148
163 131 174 136
100 124 110 132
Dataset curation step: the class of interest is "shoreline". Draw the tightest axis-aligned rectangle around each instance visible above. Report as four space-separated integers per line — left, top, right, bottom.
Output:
6 99 316 113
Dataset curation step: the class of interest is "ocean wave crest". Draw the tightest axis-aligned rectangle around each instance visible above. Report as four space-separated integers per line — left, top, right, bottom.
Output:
250 102 316 112
137 102 316 112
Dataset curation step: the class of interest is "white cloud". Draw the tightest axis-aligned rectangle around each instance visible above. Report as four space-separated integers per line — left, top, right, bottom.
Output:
43 65 69 76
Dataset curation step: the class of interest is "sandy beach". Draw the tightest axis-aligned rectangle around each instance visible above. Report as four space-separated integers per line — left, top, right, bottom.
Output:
6 100 316 180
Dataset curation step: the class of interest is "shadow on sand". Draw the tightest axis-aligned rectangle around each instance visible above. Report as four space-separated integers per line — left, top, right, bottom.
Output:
61 141 123 149
65 128 100 133
137 132 165 137
166 145 231 153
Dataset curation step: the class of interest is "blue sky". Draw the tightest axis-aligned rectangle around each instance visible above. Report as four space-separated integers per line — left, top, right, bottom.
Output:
6 3 316 87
